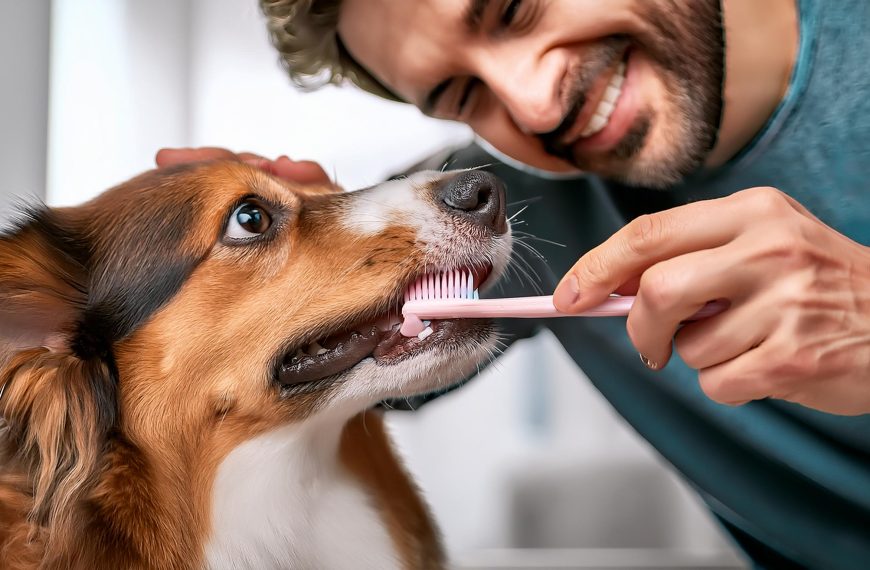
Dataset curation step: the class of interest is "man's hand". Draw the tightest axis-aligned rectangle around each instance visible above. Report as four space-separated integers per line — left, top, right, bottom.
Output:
553 187 870 415
155 147 334 186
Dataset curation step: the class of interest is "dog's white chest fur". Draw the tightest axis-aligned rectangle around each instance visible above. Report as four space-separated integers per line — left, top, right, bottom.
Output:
204 424 400 570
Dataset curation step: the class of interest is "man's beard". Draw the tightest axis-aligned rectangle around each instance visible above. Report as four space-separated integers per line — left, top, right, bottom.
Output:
538 1 725 188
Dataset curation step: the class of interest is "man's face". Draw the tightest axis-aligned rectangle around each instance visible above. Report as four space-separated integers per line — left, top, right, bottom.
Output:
338 0 725 187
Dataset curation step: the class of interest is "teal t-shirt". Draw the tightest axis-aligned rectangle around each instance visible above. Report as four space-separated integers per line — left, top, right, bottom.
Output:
392 0 870 567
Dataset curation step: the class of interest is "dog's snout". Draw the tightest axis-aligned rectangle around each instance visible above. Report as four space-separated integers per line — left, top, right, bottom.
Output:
437 171 507 234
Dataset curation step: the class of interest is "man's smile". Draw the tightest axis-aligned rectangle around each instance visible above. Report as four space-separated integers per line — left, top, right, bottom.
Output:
559 52 628 146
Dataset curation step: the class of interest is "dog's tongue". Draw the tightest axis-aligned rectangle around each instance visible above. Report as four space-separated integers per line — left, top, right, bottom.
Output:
277 326 382 386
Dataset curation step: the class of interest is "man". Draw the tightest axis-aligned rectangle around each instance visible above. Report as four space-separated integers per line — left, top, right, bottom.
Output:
158 0 870 566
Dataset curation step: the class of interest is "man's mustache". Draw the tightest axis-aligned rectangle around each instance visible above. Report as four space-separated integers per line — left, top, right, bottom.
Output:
537 97 584 161
537 36 630 160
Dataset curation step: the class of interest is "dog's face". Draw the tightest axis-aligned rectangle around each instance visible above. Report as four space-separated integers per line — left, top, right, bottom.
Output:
0 161 510 545
109 163 510 438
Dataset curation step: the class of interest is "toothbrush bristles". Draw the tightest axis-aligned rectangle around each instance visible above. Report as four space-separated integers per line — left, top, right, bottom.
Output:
403 268 481 305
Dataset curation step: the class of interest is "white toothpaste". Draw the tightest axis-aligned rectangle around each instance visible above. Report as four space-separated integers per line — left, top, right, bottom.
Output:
417 326 434 340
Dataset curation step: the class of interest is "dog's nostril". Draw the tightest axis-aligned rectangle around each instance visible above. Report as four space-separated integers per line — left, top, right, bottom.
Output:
437 171 507 234
443 181 484 211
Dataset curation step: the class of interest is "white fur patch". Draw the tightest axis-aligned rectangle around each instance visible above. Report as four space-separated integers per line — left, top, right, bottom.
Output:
341 171 441 238
340 170 514 274
205 423 400 570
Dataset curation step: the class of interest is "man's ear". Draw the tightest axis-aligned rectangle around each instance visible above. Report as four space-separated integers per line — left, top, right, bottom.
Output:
0 208 86 362
0 208 116 553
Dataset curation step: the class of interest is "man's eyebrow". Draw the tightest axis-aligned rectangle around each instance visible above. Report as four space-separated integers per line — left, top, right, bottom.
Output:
423 79 451 114
464 0 490 32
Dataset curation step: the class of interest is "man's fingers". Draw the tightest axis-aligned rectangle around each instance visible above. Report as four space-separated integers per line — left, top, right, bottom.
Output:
155 148 335 187
155 147 239 167
674 296 772 370
556 201 739 311
697 344 776 405
699 315 870 414
268 156 333 185
614 275 641 296
554 192 761 313
626 245 753 369
237 151 268 162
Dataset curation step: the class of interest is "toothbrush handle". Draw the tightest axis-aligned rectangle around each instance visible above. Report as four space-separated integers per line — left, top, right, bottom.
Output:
403 295 728 320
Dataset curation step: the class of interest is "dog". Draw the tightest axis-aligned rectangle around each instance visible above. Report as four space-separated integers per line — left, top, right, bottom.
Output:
0 160 511 569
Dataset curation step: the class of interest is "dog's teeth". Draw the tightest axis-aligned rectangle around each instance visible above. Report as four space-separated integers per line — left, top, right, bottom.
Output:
417 326 434 340
307 342 325 356
294 348 305 359
423 320 431 327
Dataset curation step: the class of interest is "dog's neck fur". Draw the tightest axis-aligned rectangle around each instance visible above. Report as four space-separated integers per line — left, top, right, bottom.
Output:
204 418 401 569
0 410 444 569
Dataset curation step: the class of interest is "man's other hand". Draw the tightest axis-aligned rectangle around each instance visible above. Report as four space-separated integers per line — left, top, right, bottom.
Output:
156 147 335 187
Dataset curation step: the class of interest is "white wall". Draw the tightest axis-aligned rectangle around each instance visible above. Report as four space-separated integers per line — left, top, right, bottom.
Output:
0 0 51 215
47 0 191 206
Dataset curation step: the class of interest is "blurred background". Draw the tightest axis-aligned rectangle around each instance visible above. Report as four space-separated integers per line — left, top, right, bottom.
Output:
2 1 745 568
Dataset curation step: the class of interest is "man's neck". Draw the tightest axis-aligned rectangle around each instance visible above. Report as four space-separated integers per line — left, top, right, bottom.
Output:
706 0 799 168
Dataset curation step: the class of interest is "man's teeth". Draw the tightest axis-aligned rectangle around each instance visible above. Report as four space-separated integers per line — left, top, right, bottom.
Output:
579 61 626 138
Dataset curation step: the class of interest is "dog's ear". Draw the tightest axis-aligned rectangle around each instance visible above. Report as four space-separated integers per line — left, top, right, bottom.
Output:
0 208 87 361
0 208 115 552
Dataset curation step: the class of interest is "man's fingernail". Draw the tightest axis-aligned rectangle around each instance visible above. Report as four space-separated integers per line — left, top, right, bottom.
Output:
553 276 580 310
639 354 659 370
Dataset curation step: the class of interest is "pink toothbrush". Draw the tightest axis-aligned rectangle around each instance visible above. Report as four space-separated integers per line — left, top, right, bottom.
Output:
399 269 727 337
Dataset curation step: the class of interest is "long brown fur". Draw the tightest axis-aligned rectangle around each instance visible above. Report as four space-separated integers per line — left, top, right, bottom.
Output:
340 411 445 569
0 161 455 568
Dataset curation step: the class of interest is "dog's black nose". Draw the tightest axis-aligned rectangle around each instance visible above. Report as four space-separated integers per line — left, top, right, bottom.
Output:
437 171 507 234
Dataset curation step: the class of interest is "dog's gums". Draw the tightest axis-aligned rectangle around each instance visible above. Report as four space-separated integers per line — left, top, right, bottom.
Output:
277 265 494 387
278 318 481 386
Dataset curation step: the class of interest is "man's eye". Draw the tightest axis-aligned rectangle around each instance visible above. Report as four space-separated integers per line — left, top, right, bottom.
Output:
500 0 523 27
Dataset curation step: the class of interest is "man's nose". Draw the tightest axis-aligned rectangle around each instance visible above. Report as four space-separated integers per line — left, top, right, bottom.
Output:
483 53 565 134
436 171 507 235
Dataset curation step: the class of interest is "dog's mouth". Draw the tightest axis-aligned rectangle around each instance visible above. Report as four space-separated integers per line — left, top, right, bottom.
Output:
276 264 492 388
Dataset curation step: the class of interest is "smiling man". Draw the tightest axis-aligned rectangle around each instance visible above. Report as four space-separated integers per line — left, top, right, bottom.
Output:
158 0 870 566
339 0 737 187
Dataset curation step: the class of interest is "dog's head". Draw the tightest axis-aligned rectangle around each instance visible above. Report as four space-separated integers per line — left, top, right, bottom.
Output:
0 161 510 555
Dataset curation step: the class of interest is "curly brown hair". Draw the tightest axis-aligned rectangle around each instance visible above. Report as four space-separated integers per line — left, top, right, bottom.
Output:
259 0 402 101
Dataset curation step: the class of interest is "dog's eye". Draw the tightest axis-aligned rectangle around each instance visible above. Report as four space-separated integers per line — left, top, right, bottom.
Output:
226 201 272 240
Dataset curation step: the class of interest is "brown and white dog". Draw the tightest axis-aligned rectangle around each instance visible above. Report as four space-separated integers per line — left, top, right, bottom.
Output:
0 161 511 569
